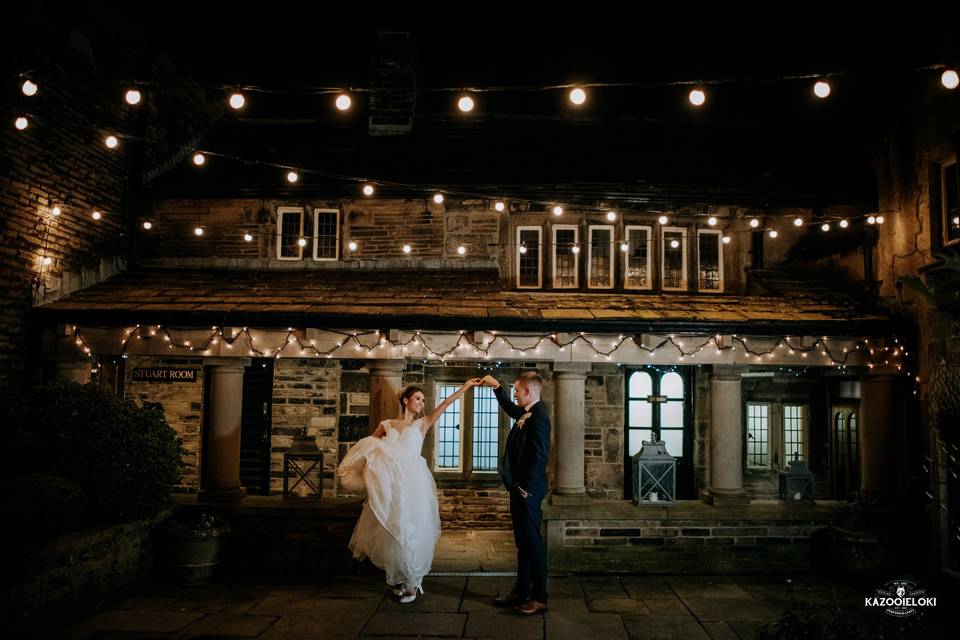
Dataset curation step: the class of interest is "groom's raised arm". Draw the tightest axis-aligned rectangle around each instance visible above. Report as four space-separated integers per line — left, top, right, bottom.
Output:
486 378 526 420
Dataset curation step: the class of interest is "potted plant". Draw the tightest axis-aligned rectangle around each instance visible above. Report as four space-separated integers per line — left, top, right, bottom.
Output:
161 510 229 585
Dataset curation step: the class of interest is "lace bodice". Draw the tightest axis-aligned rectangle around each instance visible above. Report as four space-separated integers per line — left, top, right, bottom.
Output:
383 418 425 453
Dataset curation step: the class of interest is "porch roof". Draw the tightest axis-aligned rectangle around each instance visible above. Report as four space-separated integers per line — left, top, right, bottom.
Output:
35 268 895 336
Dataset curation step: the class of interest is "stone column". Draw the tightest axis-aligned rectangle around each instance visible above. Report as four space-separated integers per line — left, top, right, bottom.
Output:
369 359 406 434
55 358 90 384
859 374 898 496
553 365 589 495
705 365 749 505
199 357 250 503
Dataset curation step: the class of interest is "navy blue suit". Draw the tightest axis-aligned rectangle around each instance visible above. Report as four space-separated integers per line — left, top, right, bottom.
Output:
494 384 550 603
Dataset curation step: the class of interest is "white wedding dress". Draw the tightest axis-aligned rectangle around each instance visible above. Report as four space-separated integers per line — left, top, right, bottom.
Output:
338 418 441 590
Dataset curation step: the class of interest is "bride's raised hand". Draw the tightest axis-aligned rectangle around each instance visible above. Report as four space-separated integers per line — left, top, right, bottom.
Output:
466 377 482 388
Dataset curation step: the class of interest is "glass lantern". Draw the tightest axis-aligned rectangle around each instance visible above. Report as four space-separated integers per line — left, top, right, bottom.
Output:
283 429 324 499
778 459 815 505
632 439 676 505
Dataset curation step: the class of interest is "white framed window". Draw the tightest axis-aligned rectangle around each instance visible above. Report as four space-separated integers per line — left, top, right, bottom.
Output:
588 225 614 289
624 225 652 290
942 158 959 246
552 225 579 288
661 227 687 291
516 226 543 288
277 207 304 260
697 229 723 292
433 384 501 475
783 404 807 464
312 208 340 261
746 402 769 468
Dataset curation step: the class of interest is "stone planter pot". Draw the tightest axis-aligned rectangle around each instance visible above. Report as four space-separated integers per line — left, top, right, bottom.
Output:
162 524 229 585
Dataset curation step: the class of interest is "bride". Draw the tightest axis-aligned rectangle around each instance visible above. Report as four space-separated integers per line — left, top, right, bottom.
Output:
338 378 480 603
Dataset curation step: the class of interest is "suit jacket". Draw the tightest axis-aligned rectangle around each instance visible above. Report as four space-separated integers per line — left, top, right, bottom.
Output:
494 385 551 497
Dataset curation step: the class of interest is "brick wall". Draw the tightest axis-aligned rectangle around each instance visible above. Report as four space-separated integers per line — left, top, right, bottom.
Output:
124 356 204 493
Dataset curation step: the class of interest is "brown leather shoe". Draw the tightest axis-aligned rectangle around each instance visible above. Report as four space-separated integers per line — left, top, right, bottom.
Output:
492 589 526 608
515 599 548 615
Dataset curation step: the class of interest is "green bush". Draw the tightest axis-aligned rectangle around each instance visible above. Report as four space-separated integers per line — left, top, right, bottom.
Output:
5 382 182 524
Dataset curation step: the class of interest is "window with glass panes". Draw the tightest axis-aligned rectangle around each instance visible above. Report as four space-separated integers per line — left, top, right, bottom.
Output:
943 160 959 245
517 227 542 288
588 225 614 288
277 207 304 260
313 209 339 260
697 230 722 291
434 384 501 475
662 228 687 290
624 225 651 289
552 226 578 288
747 403 769 466
783 404 805 463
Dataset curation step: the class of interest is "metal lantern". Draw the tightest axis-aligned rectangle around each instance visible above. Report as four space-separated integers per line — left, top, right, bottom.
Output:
778 459 815 505
632 439 676 506
283 429 324 499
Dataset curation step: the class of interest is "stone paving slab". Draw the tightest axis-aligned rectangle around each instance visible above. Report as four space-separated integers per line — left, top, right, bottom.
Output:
376 577 466 613
586 596 652 614
622 614 711 640
702 621 741 640
663 577 753 599
164 583 272 613
362 611 468 637
461 576 518 612
179 612 277 637
73 609 203 633
579 576 630 600
620 576 678 600
247 588 336 616
545 611 628 640
682 598 783 623
259 611 365 640
463 610 545 640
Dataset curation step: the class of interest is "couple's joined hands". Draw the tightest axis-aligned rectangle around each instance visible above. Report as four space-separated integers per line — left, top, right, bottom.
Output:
468 375 500 389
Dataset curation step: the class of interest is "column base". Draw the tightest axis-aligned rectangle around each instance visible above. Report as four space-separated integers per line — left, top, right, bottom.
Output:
702 491 751 507
554 487 587 496
198 486 248 503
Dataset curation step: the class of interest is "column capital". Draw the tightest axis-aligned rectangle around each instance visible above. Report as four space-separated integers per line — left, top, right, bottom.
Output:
204 357 251 370
711 364 748 381
369 358 406 376
553 362 593 375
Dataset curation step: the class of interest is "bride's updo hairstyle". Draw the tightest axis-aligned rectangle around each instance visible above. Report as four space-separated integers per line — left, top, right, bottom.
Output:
398 385 425 413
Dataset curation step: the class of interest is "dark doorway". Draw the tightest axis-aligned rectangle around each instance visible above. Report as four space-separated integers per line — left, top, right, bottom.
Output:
240 359 274 495
624 366 695 500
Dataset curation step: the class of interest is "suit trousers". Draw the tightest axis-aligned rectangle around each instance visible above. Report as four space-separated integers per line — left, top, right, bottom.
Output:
509 490 547 602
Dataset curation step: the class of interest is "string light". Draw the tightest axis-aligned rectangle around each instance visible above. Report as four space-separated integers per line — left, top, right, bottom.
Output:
722 235 731 244
348 240 358 251
793 216 803 226
21 79 38 96
620 242 630 252
707 216 717 226
433 193 444 204
867 215 876 224
244 233 253 242
606 211 618 221
91 210 102 220
457 245 466 255
553 206 564 216
124 88 142 105
494 201 505 212
821 222 830 232
229 92 246 109
688 88 706 106
297 238 307 247
192 152 205 166
813 80 831 98
768 229 778 238
402 244 412 254
362 183 375 196
104 135 119 149
457 95 475 112
839 219 849 229
15 116 29 130
876 215 885 224
286 171 299 183
569 87 587 105
572 244 581 254
51 206 61 216
749 218 760 228
658 215 669 225
942 69 960 90
335 93 352 111
143 220 152 230
194 226 204 236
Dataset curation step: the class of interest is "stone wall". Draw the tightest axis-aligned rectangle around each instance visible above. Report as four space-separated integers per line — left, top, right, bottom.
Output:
1 511 166 635
545 499 844 573
585 364 625 499
125 356 204 493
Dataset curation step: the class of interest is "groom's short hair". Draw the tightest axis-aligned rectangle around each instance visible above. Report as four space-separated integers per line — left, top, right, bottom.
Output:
517 371 543 392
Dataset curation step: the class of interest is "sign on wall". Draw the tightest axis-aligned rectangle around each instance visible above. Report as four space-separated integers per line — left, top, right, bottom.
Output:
132 368 199 383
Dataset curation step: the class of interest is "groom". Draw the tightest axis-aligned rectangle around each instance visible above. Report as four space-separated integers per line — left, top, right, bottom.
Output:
480 372 550 614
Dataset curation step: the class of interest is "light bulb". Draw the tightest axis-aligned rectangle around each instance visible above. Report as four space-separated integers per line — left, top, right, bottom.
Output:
688 88 706 106
942 69 960 90
722 235 731 244
348 241 358 251
362 183 374 196
287 171 298 183
821 222 830 232
813 80 831 98
606 211 617 221
51 206 61 216
876 215 885 224
42 256 52 266
839 219 849 229
244 233 253 242
21 79 38 96
297 238 307 247
192 152 205 166
670 239 680 249
793 217 803 226
569 87 587 105
105 135 119 149
553 206 564 216
433 193 444 204
494 201 505 212
125 88 142 105
194 227 203 236
92 211 102 220
768 229 778 238
229 92 245 109
457 245 466 255
749 218 760 228
143 221 152 230
402 244 412 254
658 215 668 225
707 216 717 226
457 95 475 112
15 115 30 130
620 242 630 252
867 215 876 224
572 245 581 254
335 93 352 111
519 244 527 254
